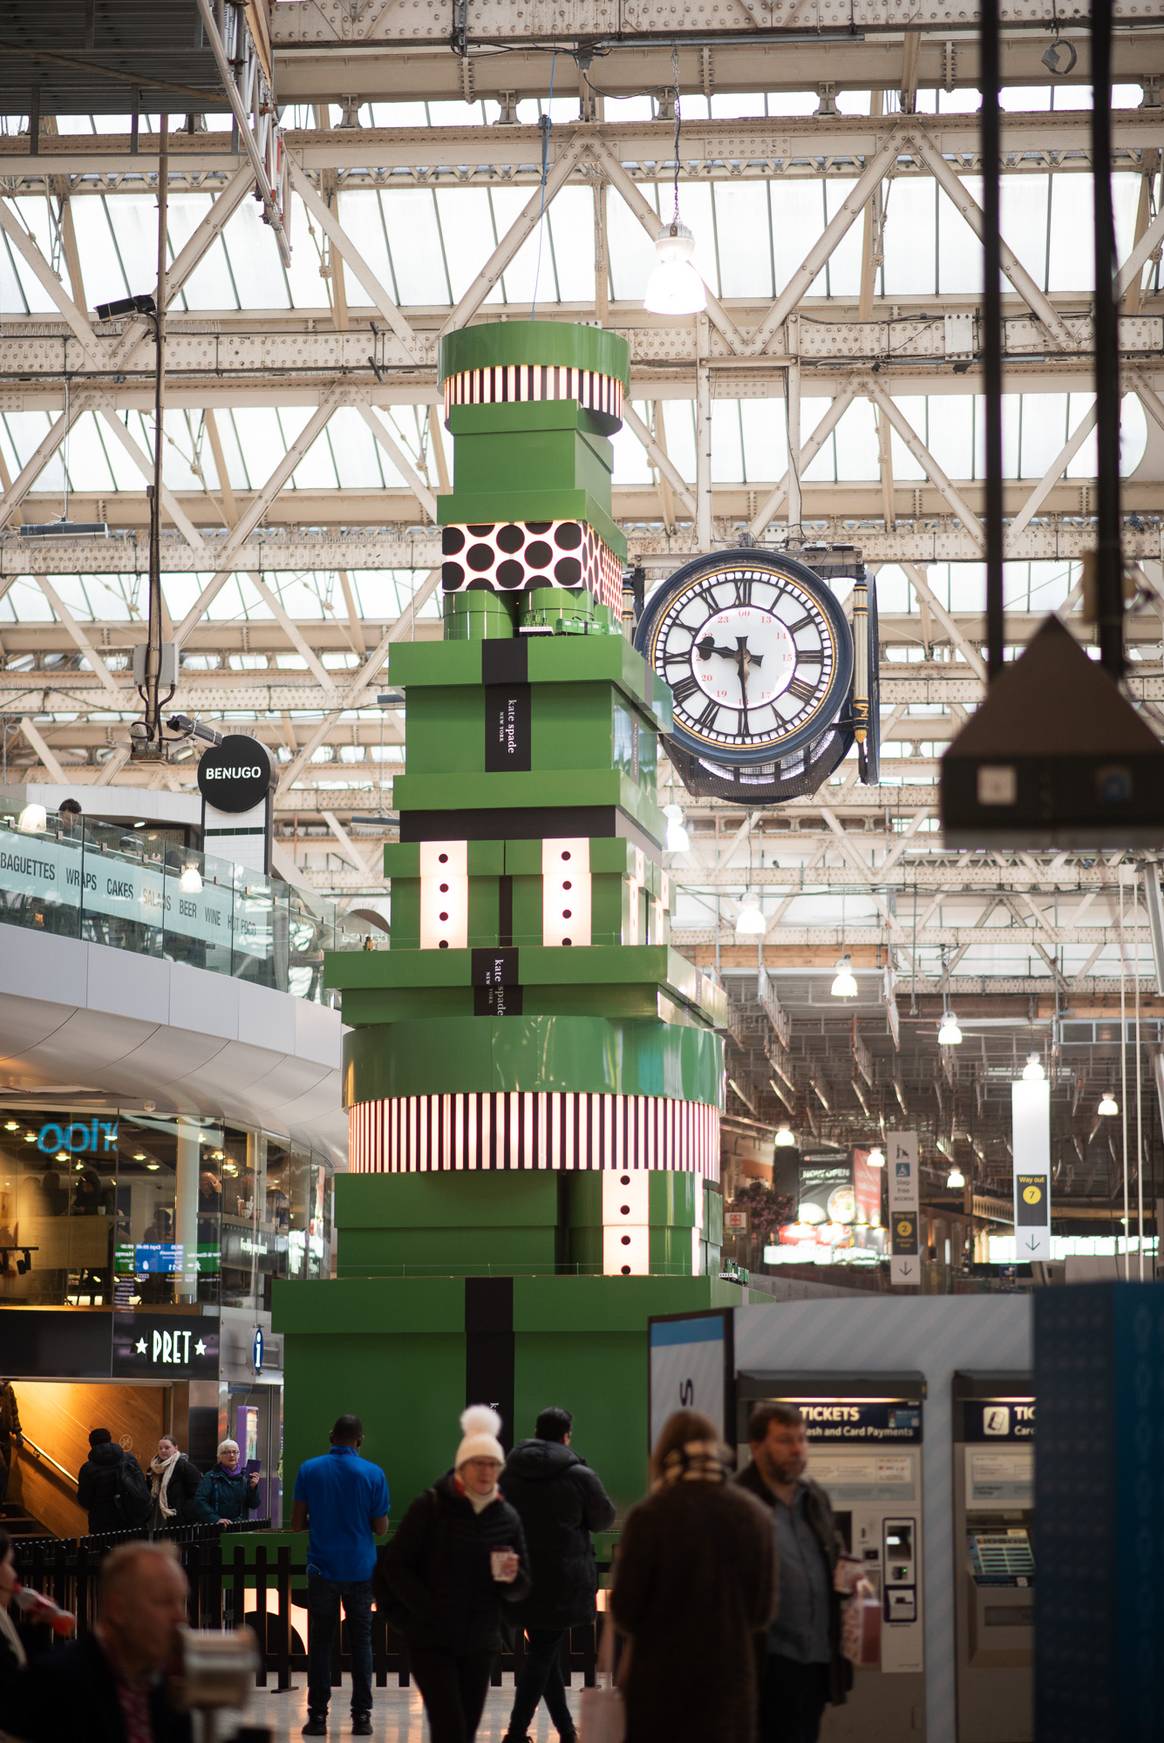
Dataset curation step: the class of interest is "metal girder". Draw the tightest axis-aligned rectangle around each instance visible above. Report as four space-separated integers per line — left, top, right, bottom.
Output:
1 110 1162 190
3 515 1162 576
269 7 1164 103
194 0 291 267
3 314 1161 397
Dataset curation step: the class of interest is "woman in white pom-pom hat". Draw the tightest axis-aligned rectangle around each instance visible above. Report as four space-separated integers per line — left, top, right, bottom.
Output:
375 1405 530 1742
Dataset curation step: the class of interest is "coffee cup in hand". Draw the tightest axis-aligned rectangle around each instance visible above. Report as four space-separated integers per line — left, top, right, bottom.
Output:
490 1547 519 1584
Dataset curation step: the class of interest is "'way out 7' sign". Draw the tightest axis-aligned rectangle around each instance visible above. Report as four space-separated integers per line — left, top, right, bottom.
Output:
1011 1079 1051 1262
887 1130 920 1286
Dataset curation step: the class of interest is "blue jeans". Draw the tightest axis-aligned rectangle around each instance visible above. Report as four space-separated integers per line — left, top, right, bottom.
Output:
307 1573 374 1716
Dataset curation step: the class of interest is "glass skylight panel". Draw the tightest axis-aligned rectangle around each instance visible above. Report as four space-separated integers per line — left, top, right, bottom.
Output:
439 188 503 303
799 397 838 483
1019 392 1070 477
872 567 911 613
543 188 596 302
170 193 239 309
325 407 388 490
282 192 330 308
660 402 697 481
609 419 654 487
739 400 789 484
821 179 867 298
925 396 974 481
772 178 833 298
831 398 881 483
377 188 450 305
605 183 658 301
714 182 773 300
710 400 744 482
223 200 291 308
882 178 937 295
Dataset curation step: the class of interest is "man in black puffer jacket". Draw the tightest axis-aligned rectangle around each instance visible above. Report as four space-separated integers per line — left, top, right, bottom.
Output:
499 1406 616 1743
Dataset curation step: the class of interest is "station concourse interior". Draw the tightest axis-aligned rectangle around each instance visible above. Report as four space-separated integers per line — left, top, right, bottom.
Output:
1 5 1163 1743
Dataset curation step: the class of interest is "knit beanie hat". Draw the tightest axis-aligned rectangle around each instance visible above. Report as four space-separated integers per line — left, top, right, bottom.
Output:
455 1405 505 1469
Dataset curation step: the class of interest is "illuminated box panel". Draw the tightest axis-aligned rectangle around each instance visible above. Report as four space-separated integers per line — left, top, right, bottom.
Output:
419 840 468 950
441 521 623 614
541 837 592 947
444 365 624 424
349 1092 720 1181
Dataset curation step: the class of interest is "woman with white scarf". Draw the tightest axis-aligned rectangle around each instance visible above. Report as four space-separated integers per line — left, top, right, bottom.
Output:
148 1435 202 1530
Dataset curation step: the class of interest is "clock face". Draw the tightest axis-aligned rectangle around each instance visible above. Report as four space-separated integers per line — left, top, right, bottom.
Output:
635 551 854 766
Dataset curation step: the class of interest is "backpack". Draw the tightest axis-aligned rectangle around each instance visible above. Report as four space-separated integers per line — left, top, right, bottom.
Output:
114 1457 153 1528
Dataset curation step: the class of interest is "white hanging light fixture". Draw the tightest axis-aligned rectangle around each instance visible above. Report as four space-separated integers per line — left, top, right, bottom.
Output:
179 864 203 894
17 802 47 833
1022 1053 1045 1082
866 1145 885 1169
830 954 858 998
644 53 707 317
946 1162 966 1190
774 1124 797 1148
663 802 690 854
645 221 707 315
938 1010 963 1046
735 893 767 937
1098 1090 1118 1116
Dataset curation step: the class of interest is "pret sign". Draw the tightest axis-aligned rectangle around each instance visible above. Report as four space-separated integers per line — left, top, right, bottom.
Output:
196 735 273 814
111 1312 220 1378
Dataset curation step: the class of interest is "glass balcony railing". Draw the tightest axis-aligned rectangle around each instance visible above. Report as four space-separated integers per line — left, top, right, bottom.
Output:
0 814 365 1004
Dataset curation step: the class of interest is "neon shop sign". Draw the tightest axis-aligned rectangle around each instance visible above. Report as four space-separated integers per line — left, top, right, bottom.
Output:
36 1118 119 1156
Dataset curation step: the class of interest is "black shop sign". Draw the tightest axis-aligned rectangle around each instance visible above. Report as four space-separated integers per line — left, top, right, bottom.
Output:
197 735 273 813
112 1312 220 1378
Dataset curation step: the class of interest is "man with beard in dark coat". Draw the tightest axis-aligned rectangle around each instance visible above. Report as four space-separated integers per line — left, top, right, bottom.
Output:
499 1406 615 1743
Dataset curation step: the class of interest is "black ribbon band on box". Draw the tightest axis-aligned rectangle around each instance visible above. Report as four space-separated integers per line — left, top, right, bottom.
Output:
472 945 523 1016
482 635 532 772
484 684 532 772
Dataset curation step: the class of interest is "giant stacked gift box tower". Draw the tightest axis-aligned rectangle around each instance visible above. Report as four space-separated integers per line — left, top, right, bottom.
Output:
275 322 739 1508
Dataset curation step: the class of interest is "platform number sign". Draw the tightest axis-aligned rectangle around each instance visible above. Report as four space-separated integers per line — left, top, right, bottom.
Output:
648 1311 732 1451
887 1131 921 1287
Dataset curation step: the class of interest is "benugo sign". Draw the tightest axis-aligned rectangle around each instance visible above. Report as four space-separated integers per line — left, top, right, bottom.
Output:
197 736 274 814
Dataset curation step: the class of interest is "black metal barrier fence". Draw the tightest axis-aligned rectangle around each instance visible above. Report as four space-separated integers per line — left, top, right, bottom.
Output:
14 1523 602 1695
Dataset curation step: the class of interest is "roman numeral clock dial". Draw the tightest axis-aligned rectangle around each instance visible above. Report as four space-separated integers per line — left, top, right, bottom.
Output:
634 551 855 770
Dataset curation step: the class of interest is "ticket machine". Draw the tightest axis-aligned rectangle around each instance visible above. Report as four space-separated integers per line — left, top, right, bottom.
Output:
953 1372 1035 1743
736 1370 927 1743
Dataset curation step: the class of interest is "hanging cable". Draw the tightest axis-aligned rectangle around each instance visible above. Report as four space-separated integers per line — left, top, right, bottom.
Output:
529 53 557 318
669 43 682 230
1134 873 1145 1279
1119 873 1130 1279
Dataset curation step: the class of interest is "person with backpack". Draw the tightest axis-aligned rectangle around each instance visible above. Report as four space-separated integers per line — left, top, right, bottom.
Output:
374 1406 531 1743
192 1439 261 1526
499 1405 615 1743
77 1429 152 1535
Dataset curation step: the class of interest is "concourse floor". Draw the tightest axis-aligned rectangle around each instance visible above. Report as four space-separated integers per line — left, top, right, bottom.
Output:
234 1683 574 1742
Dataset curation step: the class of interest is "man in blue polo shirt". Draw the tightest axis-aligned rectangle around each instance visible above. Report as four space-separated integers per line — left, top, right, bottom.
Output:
292 1413 390 1737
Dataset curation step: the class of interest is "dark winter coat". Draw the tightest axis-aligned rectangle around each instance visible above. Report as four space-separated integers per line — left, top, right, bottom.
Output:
192 1464 260 1525
76 1443 148 1535
4 1628 193 1743
150 1455 202 1527
374 1472 531 1655
501 1437 615 1629
0 1381 22 1442
611 1476 776 1743
736 1460 853 1707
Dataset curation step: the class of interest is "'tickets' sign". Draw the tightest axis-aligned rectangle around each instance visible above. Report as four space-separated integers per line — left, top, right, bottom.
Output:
196 735 273 814
111 1313 220 1378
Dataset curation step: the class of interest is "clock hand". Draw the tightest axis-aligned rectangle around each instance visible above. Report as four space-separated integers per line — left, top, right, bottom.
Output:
736 638 749 713
695 636 765 666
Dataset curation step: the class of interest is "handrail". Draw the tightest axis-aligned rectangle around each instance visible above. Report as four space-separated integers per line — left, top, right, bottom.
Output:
17 1434 79 1491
